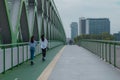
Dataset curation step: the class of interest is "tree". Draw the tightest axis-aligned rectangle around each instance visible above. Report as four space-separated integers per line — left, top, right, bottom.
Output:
74 32 114 43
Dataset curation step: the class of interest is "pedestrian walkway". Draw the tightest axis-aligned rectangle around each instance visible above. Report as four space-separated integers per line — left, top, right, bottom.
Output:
48 45 120 80
1 45 120 80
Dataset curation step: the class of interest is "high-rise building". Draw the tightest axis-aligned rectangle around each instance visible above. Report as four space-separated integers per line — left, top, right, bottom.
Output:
71 22 78 40
79 17 86 35
79 18 110 35
87 18 110 34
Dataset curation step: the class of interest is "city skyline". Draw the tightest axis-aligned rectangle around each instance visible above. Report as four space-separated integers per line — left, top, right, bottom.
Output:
54 0 120 38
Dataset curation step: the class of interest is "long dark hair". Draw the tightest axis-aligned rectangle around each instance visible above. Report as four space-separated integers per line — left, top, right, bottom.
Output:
41 34 44 41
30 36 34 43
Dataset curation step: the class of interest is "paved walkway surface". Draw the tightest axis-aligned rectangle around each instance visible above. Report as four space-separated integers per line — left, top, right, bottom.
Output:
48 45 120 80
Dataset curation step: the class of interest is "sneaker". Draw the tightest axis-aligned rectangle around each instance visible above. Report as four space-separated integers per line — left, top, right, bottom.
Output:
42 57 45 61
31 61 34 65
44 57 46 60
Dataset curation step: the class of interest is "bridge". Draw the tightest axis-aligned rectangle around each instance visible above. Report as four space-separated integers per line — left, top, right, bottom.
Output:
0 0 120 80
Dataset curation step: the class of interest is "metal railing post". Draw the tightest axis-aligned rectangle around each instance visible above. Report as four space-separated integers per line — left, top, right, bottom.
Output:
11 46 13 69
3 47 5 74
102 43 104 60
22 46 24 62
114 44 116 67
105 43 107 62
97 43 99 56
17 45 19 66
100 43 101 58
109 44 111 64
26 45 28 60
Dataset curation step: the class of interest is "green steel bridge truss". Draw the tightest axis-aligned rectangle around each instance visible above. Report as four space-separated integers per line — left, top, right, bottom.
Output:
0 0 66 44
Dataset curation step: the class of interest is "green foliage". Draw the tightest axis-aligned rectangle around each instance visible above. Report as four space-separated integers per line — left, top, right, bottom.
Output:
74 32 114 43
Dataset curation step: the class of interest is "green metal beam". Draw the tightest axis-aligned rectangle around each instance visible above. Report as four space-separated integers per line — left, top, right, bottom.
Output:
0 0 66 44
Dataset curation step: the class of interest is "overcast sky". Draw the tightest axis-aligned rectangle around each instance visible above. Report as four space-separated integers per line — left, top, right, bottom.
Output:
54 0 120 38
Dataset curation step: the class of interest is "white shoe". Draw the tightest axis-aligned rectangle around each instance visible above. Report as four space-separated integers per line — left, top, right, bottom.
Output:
44 57 46 60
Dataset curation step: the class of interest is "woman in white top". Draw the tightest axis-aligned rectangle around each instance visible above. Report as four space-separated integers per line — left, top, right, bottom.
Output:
40 34 48 61
29 36 37 65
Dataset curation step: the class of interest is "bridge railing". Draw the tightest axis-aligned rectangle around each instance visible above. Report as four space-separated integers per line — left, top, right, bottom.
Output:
0 41 64 74
79 39 120 69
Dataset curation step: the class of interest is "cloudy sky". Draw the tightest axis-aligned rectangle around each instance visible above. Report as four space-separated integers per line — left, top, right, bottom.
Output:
54 0 120 38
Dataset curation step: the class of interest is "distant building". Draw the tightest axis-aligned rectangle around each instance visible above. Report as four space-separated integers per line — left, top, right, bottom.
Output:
71 22 78 40
79 18 110 35
113 32 120 41
87 18 110 34
79 17 86 35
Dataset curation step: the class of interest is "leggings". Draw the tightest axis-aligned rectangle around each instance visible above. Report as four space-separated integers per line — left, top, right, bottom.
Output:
42 48 46 58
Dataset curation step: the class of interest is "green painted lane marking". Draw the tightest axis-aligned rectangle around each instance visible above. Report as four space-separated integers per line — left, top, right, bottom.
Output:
0 45 64 80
